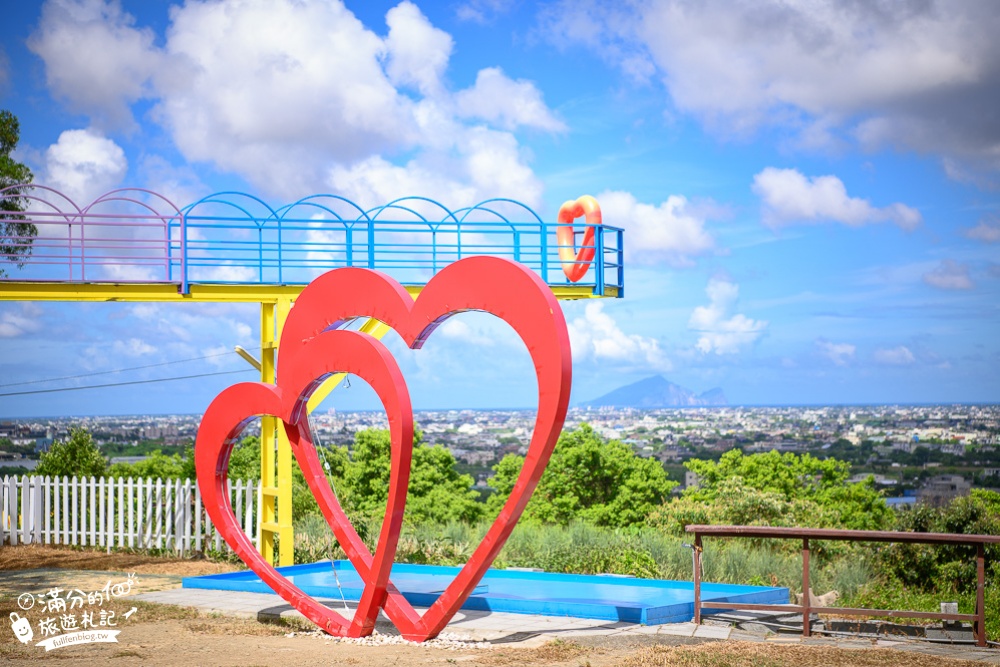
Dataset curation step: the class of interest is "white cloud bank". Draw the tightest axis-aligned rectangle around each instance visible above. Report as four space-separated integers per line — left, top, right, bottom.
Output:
688 278 766 355
44 128 128 204
752 168 921 230
541 0 1000 181
29 0 564 206
568 301 670 372
596 190 715 267
0 304 44 338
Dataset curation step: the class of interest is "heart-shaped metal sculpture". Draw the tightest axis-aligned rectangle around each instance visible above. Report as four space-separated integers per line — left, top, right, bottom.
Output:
195 256 572 640
195 329 413 636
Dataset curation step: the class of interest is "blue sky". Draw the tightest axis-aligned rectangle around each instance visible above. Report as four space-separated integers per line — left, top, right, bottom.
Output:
1 0 998 417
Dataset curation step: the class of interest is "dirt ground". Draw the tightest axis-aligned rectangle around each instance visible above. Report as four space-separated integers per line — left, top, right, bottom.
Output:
0 546 992 667
0 544 240 576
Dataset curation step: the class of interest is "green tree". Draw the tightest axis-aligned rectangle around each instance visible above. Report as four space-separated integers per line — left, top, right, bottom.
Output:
0 109 36 277
651 449 892 533
107 448 195 481
343 428 484 524
225 435 350 521
488 424 677 527
877 489 1000 592
35 427 107 478
0 435 37 457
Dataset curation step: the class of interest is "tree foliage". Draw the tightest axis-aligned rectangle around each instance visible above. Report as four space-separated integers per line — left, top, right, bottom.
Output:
650 449 892 533
0 109 36 276
107 448 195 481
488 424 677 527
342 429 484 524
876 489 1000 593
35 427 107 478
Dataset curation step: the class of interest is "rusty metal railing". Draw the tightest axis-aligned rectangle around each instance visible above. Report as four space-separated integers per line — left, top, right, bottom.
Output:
685 525 999 647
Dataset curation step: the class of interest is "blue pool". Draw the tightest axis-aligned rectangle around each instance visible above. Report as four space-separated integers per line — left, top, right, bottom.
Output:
183 561 788 624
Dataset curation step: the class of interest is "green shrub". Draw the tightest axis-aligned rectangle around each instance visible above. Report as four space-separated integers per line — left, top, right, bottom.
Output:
35 427 107 477
488 424 676 527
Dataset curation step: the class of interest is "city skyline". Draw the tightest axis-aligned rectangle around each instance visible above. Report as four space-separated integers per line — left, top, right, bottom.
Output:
1 1 999 417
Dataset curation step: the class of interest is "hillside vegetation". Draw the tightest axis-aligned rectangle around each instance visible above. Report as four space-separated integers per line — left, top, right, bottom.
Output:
34 424 1000 639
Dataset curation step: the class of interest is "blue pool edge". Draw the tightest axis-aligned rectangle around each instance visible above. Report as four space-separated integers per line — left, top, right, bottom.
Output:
182 560 790 625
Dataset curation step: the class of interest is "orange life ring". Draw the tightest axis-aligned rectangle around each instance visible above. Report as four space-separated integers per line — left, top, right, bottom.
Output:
556 195 600 282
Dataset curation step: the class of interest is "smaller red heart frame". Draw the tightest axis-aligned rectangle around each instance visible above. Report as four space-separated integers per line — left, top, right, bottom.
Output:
556 195 601 282
196 329 413 636
195 256 572 640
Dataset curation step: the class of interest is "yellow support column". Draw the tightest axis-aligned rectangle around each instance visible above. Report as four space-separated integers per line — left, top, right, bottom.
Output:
258 302 277 566
257 299 294 566
275 298 294 566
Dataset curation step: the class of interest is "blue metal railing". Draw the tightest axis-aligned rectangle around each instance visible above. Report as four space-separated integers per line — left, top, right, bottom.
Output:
0 187 624 297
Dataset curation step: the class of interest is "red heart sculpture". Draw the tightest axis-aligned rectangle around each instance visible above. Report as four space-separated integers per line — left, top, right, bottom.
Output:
195 329 414 637
196 256 572 641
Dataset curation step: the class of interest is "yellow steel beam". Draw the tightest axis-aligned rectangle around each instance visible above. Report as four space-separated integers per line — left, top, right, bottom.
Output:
0 281 612 302
275 298 294 567
258 302 277 566
257 299 295 567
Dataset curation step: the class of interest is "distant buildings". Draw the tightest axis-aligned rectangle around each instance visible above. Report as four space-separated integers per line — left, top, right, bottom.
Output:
917 474 972 506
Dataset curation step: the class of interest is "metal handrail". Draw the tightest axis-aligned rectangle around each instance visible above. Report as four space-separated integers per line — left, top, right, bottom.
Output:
0 186 624 298
685 524 999 647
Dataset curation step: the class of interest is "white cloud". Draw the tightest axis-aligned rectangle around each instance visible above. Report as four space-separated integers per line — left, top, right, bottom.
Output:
816 339 855 366
137 154 207 209
27 0 162 128
688 278 766 355
752 167 921 230
203 344 233 368
0 304 43 338
103 264 157 281
197 264 259 283
568 301 670 371
384 1 452 97
131 303 159 321
456 0 514 24
44 128 127 204
454 68 567 132
541 1 1000 180
111 337 156 357
596 190 715 267
964 219 1000 243
30 0 558 206
874 346 916 366
231 321 253 343
923 260 974 290
327 126 542 208
438 318 496 347
154 0 415 197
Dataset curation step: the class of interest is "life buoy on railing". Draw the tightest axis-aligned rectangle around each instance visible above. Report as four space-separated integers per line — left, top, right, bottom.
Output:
556 195 600 282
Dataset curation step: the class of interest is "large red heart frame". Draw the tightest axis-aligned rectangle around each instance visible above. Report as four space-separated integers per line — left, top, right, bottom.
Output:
195 256 572 641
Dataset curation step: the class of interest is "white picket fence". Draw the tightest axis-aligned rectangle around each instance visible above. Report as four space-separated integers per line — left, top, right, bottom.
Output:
1 475 258 556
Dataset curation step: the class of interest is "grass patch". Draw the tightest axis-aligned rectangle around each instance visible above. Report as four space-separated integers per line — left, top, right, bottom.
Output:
183 615 313 637
616 642 984 667
483 639 589 665
840 577 999 640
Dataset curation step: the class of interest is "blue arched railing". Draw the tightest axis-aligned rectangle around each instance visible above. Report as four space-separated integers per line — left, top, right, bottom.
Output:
0 186 624 297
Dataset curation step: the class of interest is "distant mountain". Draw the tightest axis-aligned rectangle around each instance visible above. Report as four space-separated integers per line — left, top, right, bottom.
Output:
580 375 727 408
